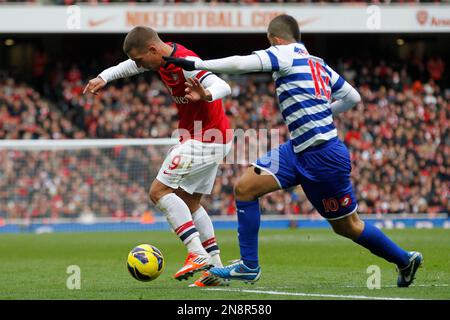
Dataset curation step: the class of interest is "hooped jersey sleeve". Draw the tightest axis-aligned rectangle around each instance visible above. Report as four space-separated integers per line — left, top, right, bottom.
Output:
253 45 294 75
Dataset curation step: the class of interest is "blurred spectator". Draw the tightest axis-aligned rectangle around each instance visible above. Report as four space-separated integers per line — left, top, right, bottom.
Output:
0 0 448 4
0 77 85 139
32 47 48 94
427 56 445 85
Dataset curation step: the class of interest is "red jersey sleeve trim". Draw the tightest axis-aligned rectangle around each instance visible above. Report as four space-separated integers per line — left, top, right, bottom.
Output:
195 70 208 80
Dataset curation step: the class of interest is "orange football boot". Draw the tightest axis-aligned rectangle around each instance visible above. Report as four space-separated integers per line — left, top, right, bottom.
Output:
174 252 212 281
189 270 230 287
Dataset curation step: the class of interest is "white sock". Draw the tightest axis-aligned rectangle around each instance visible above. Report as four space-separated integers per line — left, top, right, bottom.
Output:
192 206 222 266
156 193 206 256
210 253 223 267
186 237 207 256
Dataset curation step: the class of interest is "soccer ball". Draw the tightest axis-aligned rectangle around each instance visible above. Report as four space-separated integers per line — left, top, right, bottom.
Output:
126 244 165 282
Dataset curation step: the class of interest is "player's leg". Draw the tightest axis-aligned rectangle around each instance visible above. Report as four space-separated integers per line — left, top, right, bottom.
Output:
328 211 423 287
175 189 229 287
327 210 411 265
174 140 233 285
149 180 211 280
299 138 422 287
233 166 281 270
150 144 212 281
175 190 223 267
210 141 298 283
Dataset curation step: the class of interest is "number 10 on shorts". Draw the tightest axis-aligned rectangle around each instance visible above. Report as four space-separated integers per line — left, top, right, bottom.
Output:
322 198 339 213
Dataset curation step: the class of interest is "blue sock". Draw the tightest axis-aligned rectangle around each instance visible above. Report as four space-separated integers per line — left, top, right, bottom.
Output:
354 223 410 268
236 199 260 269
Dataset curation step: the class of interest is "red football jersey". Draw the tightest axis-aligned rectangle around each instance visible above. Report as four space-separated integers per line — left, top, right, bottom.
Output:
158 43 231 144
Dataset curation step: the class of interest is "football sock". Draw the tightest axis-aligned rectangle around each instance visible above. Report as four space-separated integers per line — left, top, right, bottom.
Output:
210 252 223 268
236 199 261 269
192 206 221 266
156 193 206 256
354 223 410 268
186 237 208 257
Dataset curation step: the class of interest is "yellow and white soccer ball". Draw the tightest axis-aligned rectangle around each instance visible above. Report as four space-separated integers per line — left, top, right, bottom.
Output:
126 244 165 282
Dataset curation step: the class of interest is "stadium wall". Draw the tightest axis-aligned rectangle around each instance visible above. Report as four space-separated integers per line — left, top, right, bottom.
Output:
0 4 449 34
0 215 449 234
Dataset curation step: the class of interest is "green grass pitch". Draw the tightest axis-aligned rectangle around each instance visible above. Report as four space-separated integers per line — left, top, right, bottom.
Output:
0 228 448 300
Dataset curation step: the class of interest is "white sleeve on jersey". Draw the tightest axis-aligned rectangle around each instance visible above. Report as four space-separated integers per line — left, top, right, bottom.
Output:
330 87 361 116
200 74 232 102
182 56 231 102
98 59 146 83
192 55 263 74
253 45 294 75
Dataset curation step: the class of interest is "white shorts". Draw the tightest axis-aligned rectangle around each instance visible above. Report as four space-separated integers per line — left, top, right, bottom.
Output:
156 139 233 195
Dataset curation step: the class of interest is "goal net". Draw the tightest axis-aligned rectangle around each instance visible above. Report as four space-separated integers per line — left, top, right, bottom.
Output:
0 139 178 227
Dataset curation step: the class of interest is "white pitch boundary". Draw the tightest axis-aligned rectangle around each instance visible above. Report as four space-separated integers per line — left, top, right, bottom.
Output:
205 288 419 300
344 284 448 288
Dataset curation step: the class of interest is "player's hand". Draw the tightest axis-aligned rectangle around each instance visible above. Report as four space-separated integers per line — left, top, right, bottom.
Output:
163 56 196 71
83 77 106 95
184 77 211 102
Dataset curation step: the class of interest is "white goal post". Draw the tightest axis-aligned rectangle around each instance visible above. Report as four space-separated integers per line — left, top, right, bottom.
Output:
0 138 178 150
0 139 178 224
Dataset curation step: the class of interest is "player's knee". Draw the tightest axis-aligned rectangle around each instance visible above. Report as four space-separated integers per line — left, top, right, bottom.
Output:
331 216 364 240
148 188 158 205
148 183 166 205
332 225 350 238
185 199 201 214
234 179 256 201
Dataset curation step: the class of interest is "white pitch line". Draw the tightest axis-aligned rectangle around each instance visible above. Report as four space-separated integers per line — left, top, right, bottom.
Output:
205 288 419 300
344 284 449 288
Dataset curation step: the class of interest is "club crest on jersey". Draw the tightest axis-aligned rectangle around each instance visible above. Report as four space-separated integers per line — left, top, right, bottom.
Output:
170 73 179 82
339 195 352 208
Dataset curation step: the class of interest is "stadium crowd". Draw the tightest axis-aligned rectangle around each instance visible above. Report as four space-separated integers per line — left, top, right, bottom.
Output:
0 0 447 4
0 52 448 220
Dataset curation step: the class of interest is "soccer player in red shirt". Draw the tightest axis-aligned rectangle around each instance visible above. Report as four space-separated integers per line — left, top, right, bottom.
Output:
84 27 233 287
